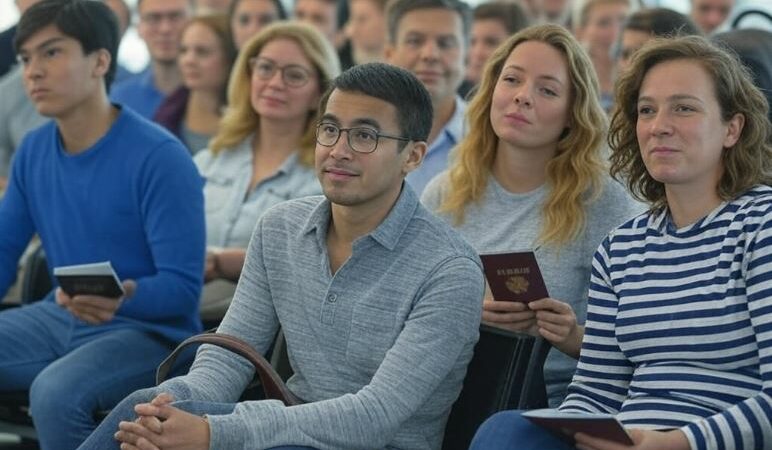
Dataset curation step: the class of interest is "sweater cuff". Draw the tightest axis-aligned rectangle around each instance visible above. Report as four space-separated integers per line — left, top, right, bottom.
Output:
682 422 706 450
207 413 249 450
209 399 290 449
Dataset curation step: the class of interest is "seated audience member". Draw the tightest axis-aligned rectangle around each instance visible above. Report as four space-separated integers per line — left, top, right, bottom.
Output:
294 0 355 69
78 62 485 450
713 28 772 123
422 24 641 407
574 0 631 111
461 1 530 98
345 0 388 65
111 0 192 119
229 0 286 50
197 22 339 321
469 35 772 450
690 0 734 34
617 7 700 73
385 0 470 195
0 1 205 450
154 14 237 153
0 0 135 192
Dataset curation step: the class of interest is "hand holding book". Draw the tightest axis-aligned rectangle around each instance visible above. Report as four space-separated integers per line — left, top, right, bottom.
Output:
54 261 134 325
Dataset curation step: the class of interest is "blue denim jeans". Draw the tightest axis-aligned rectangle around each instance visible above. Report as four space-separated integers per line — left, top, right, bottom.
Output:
78 388 318 450
0 301 176 450
469 410 577 450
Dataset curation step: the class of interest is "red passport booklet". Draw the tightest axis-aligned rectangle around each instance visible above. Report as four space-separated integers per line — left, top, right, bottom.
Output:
522 409 635 446
479 251 548 303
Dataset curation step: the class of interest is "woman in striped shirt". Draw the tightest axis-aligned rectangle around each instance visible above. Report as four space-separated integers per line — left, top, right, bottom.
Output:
469 35 772 450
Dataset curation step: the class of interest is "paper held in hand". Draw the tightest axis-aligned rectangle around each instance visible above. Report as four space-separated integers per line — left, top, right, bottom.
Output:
54 261 125 298
479 250 549 303
522 409 635 446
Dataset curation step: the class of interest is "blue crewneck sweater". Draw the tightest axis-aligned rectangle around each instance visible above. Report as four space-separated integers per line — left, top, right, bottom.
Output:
0 106 205 342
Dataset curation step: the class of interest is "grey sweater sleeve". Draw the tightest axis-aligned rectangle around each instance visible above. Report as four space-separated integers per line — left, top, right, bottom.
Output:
161 209 485 449
207 257 482 449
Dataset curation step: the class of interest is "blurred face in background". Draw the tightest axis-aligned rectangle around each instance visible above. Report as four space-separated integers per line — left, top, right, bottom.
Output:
138 0 191 65
249 38 321 122
179 22 230 92
386 7 466 105
294 0 339 44
231 0 282 49
690 0 734 34
579 0 629 54
346 0 387 58
617 28 649 72
466 18 509 85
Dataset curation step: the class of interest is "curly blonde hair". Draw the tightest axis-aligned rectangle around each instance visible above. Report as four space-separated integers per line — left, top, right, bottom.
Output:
609 35 772 208
439 24 608 246
208 22 341 166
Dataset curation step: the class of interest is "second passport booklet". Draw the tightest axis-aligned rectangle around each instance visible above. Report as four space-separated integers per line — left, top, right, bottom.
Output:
479 250 548 303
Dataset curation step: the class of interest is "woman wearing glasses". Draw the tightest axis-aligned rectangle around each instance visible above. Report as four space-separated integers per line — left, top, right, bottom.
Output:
196 22 340 322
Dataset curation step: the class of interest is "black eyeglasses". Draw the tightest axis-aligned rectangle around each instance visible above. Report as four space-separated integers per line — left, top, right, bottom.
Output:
315 123 411 154
248 57 313 88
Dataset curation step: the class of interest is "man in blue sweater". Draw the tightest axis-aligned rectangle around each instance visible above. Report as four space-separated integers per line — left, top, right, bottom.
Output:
0 2 205 449
79 63 484 450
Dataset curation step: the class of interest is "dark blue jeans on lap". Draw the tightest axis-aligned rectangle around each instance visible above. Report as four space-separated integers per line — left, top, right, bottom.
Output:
0 301 174 450
469 410 576 450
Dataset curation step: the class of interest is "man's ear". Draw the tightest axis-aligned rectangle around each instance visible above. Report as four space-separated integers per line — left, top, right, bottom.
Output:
92 48 111 78
402 141 427 175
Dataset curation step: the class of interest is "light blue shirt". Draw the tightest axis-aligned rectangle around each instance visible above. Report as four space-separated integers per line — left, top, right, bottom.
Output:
110 67 165 119
194 135 321 248
406 96 466 195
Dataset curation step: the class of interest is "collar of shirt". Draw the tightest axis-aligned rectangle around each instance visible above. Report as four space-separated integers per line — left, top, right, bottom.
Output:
428 96 466 154
301 182 420 252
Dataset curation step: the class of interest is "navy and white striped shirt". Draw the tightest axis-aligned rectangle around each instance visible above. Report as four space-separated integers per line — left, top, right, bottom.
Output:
560 185 772 450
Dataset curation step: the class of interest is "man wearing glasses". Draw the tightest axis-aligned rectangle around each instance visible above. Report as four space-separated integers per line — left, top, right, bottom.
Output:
110 0 191 119
79 63 485 450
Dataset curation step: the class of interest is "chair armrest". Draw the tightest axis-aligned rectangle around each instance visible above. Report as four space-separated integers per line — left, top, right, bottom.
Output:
156 332 302 406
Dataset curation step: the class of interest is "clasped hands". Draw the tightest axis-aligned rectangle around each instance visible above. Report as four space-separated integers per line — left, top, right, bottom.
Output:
55 280 135 325
114 393 210 450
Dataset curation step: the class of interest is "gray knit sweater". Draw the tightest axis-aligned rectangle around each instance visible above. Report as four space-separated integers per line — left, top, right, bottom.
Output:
160 185 485 449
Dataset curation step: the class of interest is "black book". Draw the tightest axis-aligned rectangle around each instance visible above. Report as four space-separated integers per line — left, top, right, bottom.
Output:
54 261 125 298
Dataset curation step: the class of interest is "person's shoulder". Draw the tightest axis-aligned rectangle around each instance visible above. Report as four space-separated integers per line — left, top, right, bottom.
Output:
729 185 772 219
16 120 57 153
113 107 185 153
589 177 647 221
411 200 480 263
420 170 451 212
260 195 326 226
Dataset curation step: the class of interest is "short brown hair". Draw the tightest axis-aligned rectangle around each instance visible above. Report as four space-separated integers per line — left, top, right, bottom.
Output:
385 0 470 44
609 35 772 207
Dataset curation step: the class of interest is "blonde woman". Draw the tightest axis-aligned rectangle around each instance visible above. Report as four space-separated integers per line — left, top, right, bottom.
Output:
197 22 340 321
421 24 640 406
